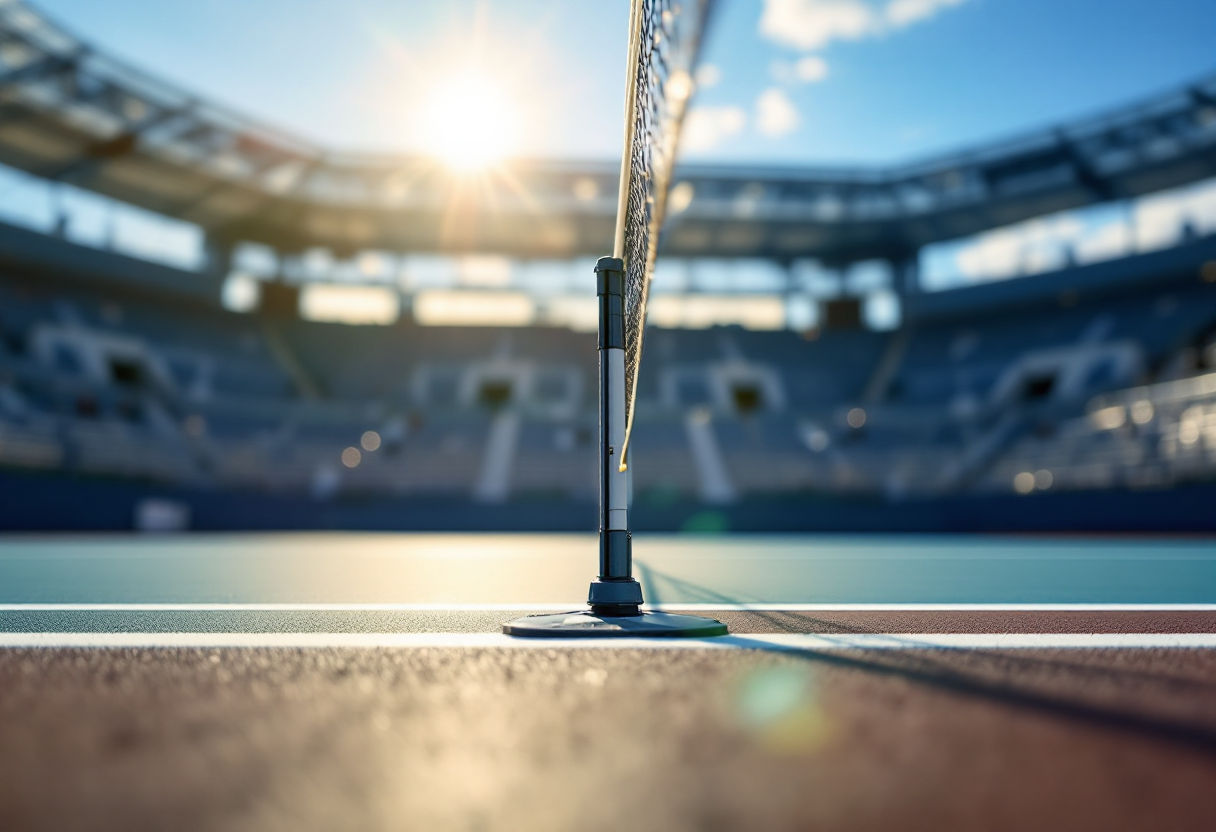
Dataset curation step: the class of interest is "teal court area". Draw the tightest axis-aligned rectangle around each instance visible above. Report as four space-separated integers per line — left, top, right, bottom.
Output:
1 532 1213 606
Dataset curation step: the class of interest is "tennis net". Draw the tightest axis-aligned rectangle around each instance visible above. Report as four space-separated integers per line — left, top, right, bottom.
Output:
613 0 713 472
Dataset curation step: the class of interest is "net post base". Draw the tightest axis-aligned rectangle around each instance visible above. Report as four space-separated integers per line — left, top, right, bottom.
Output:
588 575 643 617
502 610 728 638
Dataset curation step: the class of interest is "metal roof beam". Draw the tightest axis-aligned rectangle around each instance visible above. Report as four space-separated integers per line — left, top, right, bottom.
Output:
0 52 82 90
45 103 198 184
1054 132 1116 202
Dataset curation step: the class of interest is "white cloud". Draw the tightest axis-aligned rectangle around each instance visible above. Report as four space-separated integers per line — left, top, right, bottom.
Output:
771 55 830 84
760 0 877 51
759 0 970 51
795 55 830 82
756 88 800 137
681 106 747 151
886 0 968 28
695 64 722 89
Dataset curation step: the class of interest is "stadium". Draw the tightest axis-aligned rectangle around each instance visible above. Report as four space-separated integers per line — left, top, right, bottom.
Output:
0 1 1214 829
0 7 1214 532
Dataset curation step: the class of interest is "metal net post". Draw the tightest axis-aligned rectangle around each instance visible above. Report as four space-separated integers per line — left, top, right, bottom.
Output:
588 256 643 616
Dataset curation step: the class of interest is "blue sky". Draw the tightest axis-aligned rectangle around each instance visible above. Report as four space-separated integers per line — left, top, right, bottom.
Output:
29 0 1216 164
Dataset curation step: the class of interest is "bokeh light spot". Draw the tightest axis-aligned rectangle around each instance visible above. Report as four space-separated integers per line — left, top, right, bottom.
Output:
733 665 828 755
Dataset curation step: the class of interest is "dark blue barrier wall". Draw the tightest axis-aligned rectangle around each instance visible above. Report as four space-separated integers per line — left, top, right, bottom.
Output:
2 469 1212 533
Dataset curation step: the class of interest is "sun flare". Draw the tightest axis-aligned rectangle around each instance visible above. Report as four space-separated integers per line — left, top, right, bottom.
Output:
422 73 519 172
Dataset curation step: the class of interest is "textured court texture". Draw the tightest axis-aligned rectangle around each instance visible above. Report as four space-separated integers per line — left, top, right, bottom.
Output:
1 641 1214 832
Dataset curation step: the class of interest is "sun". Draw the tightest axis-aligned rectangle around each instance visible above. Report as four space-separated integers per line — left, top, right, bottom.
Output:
422 73 519 172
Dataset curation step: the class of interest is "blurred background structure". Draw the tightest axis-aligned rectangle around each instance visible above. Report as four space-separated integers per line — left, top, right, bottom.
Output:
0 1 1213 531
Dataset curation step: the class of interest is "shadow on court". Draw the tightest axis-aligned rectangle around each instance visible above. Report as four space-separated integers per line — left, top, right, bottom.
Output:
636 562 1216 756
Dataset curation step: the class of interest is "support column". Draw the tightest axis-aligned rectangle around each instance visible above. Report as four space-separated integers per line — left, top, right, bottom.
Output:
889 248 920 326
202 235 234 308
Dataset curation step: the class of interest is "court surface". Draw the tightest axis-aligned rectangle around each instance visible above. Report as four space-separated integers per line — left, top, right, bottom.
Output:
1 533 1214 831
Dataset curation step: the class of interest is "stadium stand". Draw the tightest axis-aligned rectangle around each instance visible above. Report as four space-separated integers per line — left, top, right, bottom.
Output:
1 216 1213 532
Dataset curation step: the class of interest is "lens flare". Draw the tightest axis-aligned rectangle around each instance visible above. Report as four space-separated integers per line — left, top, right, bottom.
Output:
422 73 518 172
733 665 829 755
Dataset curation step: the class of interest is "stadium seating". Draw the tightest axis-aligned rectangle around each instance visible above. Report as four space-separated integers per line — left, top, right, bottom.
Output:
1 236 1215 515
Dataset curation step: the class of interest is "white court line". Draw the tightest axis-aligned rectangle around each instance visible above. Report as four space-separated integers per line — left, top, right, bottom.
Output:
1 633 1214 650
0 603 577 612
658 603 1216 612
2 603 1215 612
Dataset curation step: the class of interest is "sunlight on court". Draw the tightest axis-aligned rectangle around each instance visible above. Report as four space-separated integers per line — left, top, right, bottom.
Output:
422 73 520 171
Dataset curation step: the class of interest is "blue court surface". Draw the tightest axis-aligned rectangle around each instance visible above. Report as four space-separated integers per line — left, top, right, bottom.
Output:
3 532 1213 605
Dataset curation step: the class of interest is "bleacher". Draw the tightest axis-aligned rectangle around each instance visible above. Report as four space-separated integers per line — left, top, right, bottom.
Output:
1 235 1215 521
981 371 1216 494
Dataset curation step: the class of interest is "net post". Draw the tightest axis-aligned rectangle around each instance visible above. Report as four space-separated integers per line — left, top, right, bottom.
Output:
500 0 727 637
501 258 726 637
589 255 643 616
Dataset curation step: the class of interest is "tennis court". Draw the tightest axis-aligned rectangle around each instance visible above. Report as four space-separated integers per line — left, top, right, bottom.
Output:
1 533 1213 831
3 0 1215 828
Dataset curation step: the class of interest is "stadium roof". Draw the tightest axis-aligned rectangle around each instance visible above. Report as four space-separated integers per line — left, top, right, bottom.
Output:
1 3 1215 264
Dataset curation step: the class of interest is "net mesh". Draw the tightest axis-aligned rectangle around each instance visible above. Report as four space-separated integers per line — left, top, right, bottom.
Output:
617 0 712 471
